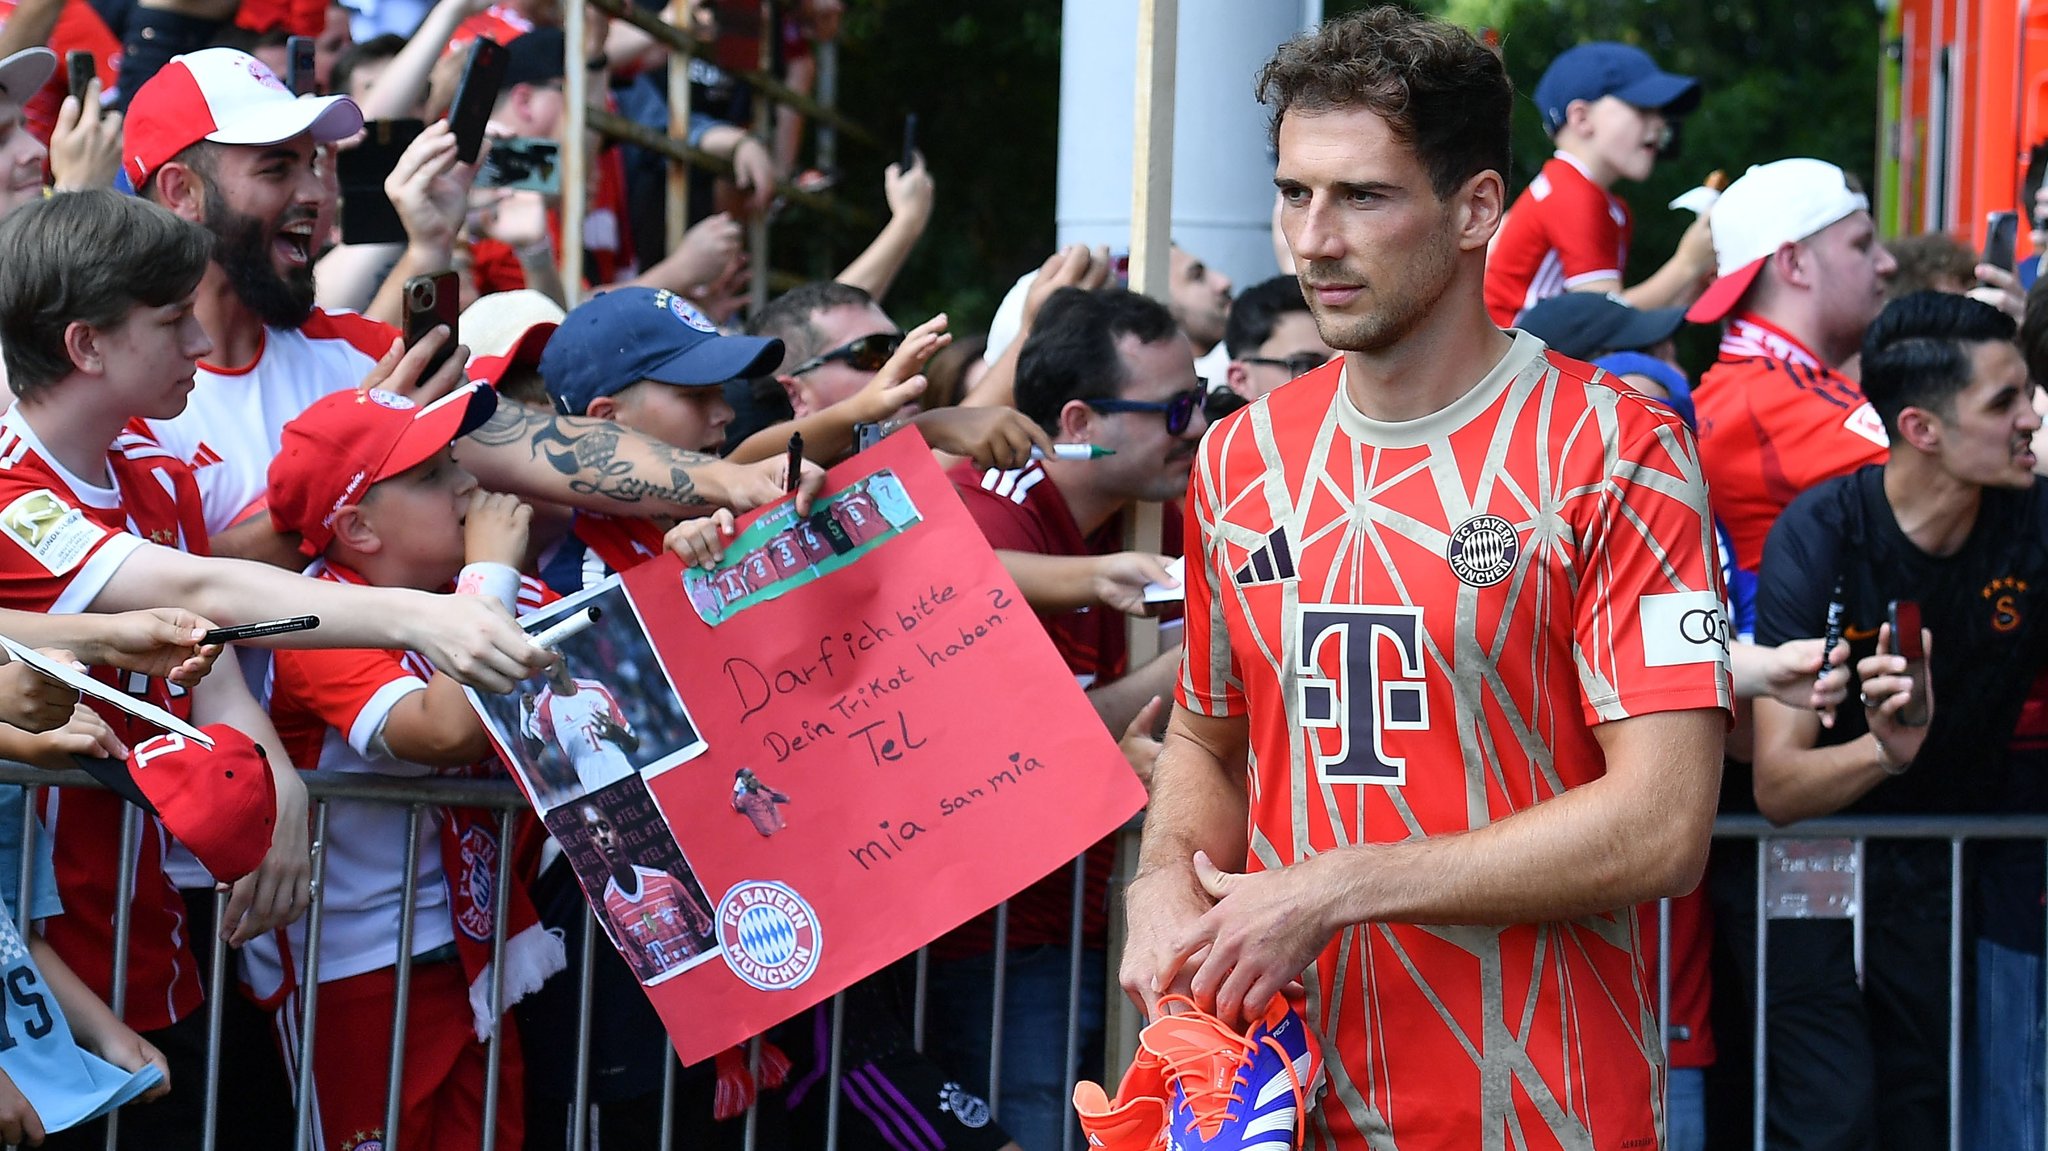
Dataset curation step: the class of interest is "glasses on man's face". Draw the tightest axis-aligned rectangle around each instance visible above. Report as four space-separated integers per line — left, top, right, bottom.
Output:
1084 386 1206 436
1241 352 1330 378
788 332 903 376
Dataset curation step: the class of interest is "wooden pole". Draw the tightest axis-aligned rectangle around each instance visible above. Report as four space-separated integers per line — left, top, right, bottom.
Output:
1106 0 1177 1088
561 0 589 304
665 0 695 256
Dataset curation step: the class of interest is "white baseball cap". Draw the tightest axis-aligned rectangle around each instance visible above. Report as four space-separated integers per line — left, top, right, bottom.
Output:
1686 158 1870 323
123 48 363 188
0 47 55 103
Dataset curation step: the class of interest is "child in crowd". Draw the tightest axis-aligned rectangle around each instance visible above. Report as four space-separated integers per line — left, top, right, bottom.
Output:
256 383 567 1151
1485 41 1713 325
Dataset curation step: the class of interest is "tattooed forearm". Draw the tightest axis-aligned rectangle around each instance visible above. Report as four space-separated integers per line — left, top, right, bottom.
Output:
460 405 718 511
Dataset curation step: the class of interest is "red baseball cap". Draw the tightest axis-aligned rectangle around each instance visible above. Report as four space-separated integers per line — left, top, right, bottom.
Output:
268 384 499 556
467 321 557 389
75 725 277 883
123 47 363 189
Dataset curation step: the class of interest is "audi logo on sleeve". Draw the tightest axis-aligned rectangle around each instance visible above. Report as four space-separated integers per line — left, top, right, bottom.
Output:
1639 591 1731 667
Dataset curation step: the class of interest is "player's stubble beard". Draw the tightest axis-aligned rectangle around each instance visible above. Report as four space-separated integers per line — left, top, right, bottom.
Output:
1300 214 1458 354
204 185 317 332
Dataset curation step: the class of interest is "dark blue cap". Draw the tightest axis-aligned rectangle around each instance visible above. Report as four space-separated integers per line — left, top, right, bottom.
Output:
1533 42 1701 135
1515 291 1685 360
541 288 784 416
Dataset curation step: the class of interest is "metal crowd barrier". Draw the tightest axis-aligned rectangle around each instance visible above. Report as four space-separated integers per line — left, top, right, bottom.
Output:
2 757 2043 1151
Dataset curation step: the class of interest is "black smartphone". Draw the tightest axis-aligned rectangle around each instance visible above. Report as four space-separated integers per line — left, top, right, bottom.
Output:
402 271 461 380
900 112 918 172
1887 599 1931 727
449 38 509 165
286 35 316 96
65 50 92 105
1984 211 2021 274
476 136 560 194
336 119 423 245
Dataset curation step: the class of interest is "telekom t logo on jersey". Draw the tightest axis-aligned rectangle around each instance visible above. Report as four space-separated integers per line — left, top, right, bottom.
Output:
1296 605 1429 784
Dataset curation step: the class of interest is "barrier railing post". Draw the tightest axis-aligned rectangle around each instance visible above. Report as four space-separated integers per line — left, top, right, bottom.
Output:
13 785 34 934
104 804 142 1151
481 808 516 1151
826 992 847 1151
988 902 1009 1122
1064 856 1087 1151
204 888 229 1151
664 0 695 257
1949 836 1964 1151
294 801 332 1151
571 908 598 1151
1753 837 1768 1151
381 804 427 1151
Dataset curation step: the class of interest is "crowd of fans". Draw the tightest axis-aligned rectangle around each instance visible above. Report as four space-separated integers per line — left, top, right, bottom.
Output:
0 0 2033 1148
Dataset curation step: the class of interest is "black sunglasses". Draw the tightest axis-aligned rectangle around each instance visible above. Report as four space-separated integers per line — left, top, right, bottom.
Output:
1084 386 1206 436
789 332 903 376
1241 352 1330 378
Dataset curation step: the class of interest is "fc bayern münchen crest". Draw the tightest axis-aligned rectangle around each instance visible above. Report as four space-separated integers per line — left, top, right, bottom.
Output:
1446 514 1518 587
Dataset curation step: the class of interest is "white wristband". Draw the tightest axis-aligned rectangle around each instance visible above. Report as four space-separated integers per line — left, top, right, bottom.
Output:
455 562 521 614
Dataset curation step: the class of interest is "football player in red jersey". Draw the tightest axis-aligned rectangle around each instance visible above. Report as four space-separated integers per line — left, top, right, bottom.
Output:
1121 9 1730 1148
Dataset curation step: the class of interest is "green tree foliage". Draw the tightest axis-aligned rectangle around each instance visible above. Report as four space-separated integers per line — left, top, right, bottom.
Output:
775 0 1064 332
786 0 1876 341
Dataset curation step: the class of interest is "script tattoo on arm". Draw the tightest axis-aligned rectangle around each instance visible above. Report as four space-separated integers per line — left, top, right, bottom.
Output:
464 404 718 510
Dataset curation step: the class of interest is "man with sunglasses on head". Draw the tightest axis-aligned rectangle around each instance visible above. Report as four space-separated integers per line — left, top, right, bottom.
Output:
731 279 1049 469
927 284 1199 1151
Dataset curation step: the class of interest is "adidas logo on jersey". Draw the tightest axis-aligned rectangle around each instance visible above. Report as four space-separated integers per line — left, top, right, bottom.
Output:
1234 528 1294 584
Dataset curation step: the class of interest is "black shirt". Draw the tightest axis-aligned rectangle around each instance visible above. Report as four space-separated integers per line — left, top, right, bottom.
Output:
1754 465 2048 816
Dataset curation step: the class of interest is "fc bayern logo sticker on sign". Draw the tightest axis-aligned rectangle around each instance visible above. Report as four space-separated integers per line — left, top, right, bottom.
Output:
718 880 822 991
1446 514 1518 587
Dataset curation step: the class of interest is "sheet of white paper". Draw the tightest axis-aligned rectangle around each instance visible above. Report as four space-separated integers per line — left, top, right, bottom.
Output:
1669 186 1720 216
0 634 212 748
1143 555 1187 604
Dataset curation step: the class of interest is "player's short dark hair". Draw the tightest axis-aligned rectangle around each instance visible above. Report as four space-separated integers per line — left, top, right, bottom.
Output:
1014 287 1180 434
747 280 879 371
1860 291 2017 436
0 190 213 403
1256 5 1512 200
1224 276 1313 359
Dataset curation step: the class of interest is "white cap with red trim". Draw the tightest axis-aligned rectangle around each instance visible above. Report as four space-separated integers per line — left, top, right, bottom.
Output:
1686 158 1870 324
123 48 363 188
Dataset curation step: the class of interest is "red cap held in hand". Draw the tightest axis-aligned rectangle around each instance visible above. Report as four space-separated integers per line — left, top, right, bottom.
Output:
75 725 277 883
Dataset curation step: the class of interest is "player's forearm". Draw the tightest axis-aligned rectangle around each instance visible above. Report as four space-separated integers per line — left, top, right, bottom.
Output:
1134 711 1251 883
730 407 861 467
452 402 727 517
1313 731 1721 925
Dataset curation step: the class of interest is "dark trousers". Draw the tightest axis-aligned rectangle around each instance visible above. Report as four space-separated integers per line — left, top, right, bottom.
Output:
1706 840 1953 1151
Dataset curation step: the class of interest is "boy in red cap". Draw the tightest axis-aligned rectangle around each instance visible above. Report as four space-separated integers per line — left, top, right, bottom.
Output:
259 383 566 1151
0 187 552 1151
1485 41 1714 326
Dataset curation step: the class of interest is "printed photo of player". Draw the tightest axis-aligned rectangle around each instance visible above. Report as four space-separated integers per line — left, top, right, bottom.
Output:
731 767 791 836
521 657 638 796
544 775 720 985
466 579 709 808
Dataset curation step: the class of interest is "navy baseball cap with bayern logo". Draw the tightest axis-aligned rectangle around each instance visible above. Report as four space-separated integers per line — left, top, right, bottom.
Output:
1533 42 1701 136
540 288 784 416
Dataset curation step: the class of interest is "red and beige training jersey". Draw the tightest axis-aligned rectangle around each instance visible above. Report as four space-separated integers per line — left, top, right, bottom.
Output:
0 410 209 1031
1485 152 1633 327
147 309 397 535
1180 335 1731 1149
1692 314 1888 573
